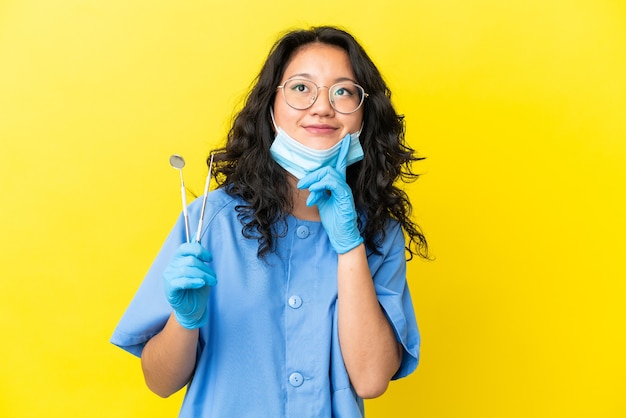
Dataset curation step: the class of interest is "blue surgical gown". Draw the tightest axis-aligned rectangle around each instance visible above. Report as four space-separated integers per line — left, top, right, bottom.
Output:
111 188 420 417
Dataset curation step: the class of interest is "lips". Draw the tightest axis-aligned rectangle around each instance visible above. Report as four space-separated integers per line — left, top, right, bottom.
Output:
303 124 337 135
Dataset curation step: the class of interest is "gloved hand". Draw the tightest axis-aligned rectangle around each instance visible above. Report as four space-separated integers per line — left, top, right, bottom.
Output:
163 242 216 329
297 135 363 254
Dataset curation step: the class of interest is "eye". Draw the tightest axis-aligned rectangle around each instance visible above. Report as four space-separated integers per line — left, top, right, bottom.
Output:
333 85 356 97
287 80 313 94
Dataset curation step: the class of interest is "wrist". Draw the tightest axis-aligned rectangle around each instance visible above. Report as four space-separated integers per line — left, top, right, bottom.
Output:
174 310 207 330
333 233 363 254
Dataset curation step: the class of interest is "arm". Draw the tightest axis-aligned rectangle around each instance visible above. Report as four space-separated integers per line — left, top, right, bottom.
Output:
337 243 402 399
141 313 199 397
141 242 216 397
297 137 403 398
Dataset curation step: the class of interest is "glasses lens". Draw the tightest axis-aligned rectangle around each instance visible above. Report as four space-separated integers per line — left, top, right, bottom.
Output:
329 83 365 113
280 79 366 113
283 79 317 110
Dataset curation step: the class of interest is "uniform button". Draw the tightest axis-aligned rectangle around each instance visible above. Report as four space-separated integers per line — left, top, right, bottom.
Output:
289 372 304 387
296 225 309 239
288 295 303 309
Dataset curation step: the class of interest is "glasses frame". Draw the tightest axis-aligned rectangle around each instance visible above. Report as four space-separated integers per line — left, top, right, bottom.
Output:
277 78 369 114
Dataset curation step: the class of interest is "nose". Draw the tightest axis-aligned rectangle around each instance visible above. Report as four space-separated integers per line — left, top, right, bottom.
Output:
309 86 334 116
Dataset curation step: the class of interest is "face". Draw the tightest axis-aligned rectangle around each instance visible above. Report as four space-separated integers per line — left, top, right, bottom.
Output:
273 43 364 150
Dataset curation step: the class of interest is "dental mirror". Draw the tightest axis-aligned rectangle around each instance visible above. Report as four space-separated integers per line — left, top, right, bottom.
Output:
169 154 186 170
169 154 190 243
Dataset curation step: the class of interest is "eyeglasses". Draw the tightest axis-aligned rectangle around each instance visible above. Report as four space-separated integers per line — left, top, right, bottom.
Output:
277 78 368 114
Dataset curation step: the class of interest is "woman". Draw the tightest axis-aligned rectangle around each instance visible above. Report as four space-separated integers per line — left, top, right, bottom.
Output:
111 25 428 417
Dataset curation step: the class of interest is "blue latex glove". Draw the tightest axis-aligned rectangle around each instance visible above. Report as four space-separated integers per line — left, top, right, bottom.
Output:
297 135 364 254
163 242 216 329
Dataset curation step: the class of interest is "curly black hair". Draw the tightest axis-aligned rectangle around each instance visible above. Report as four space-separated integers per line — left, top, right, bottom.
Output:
210 26 428 260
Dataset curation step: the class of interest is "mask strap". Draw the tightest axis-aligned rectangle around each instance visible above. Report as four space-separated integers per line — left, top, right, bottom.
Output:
269 107 279 132
352 122 365 137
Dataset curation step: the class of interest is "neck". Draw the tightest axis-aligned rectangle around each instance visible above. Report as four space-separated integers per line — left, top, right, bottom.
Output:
288 175 320 221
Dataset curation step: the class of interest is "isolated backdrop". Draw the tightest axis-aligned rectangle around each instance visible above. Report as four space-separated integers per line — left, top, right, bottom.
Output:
1 0 625 416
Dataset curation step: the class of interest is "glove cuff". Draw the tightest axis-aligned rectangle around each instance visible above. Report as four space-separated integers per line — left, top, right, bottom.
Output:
333 234 364 254
174 310 208 330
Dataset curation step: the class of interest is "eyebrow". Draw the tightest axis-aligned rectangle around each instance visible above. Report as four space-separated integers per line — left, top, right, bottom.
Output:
286 73 358 84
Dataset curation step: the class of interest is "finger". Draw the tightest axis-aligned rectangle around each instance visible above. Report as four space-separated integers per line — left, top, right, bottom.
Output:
180 262 215 277
168 277 207 290
174 242 213 263
304 171 346 195
169 264 217 286
167 254 216 277
335 134 351 174
297 166 333 189
306 190 328 207
170 254 213 271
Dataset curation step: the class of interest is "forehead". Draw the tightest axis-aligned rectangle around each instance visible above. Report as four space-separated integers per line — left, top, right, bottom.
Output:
282 42 355 81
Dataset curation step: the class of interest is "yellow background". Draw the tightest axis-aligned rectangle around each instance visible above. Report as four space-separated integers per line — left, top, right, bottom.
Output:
1 0 624 416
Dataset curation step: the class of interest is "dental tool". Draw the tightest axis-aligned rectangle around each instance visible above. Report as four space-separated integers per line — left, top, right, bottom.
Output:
169 154 190 243
194 152 214 243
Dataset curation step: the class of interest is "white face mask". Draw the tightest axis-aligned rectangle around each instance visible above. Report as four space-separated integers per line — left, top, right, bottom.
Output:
269 109 364 179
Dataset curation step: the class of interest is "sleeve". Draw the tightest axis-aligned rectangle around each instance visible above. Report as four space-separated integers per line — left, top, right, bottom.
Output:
109 213 187 357
369 220 420 380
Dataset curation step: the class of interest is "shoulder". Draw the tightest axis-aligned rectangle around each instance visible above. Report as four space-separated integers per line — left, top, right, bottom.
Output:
360 214 404 251
365 217 405 269
188 188 242 218
378 218 404 254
